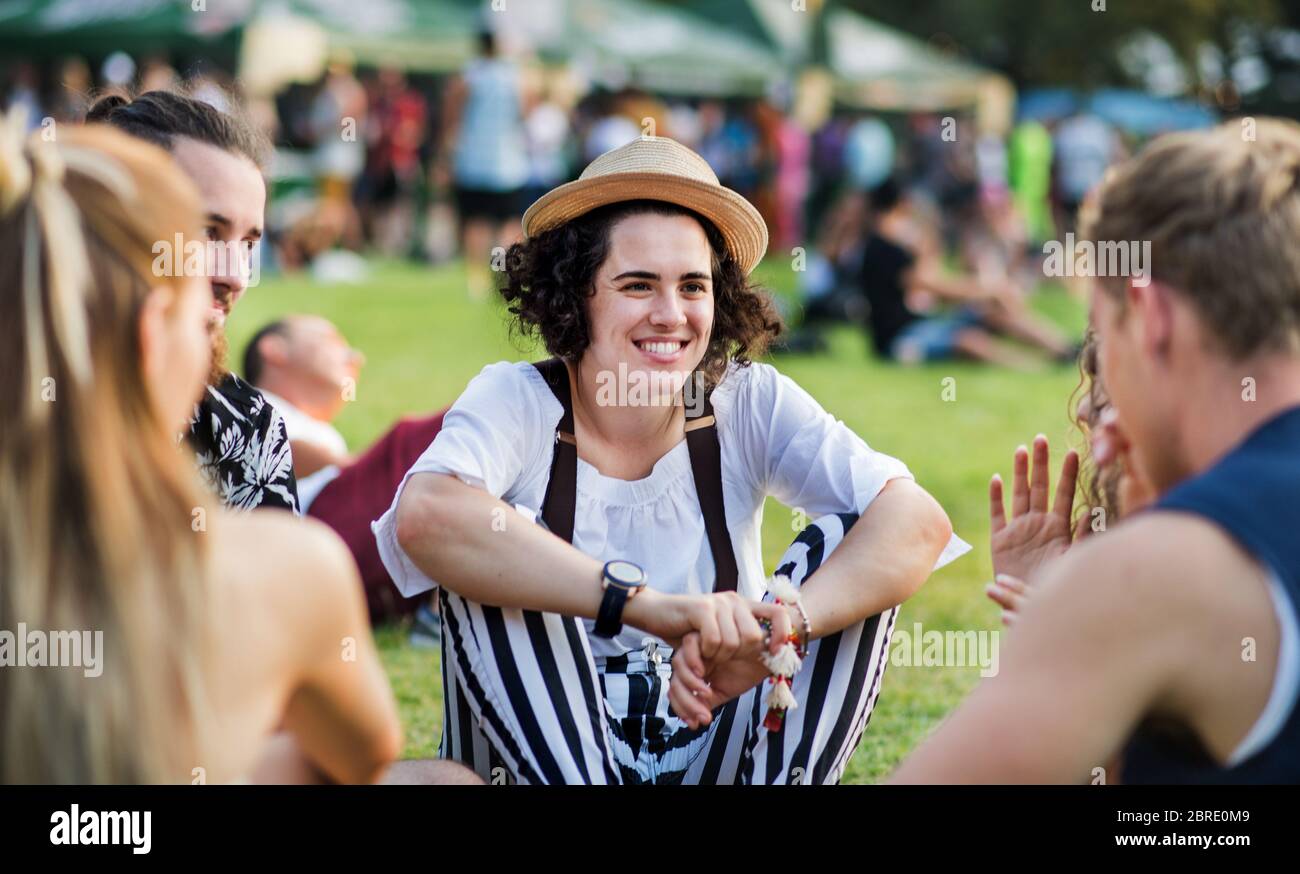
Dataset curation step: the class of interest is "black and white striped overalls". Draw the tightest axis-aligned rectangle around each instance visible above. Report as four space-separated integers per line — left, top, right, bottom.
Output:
434 361 899 784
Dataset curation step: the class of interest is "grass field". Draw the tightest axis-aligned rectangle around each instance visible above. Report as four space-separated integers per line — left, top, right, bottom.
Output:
227 257 1088 784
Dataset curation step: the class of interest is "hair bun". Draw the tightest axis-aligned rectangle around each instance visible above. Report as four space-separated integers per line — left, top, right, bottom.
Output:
85 92 130 123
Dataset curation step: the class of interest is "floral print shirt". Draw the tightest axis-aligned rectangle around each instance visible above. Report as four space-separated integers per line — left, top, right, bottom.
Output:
187 373 300 513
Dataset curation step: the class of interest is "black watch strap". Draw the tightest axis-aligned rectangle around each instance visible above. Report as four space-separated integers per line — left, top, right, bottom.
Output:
594 584 631 638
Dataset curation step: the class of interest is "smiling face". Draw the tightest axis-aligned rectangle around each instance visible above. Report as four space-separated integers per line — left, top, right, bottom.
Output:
284 315 364 395
582 212 716 402
169 136 266 329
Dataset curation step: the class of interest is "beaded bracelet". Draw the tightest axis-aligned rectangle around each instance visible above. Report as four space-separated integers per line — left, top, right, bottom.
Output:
791 599 813 657
758 574 805 732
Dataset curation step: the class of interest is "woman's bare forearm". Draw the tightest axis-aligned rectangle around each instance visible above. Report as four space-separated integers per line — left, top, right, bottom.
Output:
278 526 403 785
395 472 607 617
249 733 331 784
798 478 951 638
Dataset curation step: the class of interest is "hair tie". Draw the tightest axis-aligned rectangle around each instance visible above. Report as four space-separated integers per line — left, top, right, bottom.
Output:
27 137 66 187
0 108 34 217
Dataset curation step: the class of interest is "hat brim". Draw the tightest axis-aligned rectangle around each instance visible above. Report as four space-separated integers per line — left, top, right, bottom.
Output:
522 172 769 275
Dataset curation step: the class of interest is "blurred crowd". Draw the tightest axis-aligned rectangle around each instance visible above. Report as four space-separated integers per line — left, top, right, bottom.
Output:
4 36 1150 361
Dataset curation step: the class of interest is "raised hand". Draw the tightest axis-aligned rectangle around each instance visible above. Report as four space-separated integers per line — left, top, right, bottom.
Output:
989 435 1080 583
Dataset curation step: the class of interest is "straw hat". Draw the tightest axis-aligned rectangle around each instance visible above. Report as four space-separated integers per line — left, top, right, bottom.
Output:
522 136 769 274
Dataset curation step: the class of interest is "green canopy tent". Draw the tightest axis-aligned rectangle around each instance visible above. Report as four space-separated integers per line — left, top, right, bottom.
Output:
823 6 1011 119
678 0 798 62
0 0 243 63
436 0 786 97
279 0 478 73
559 0 783 96
2 0 791 99
3 0 1008 117
235 0 481 95
0 0 479 89
688 0 1015 126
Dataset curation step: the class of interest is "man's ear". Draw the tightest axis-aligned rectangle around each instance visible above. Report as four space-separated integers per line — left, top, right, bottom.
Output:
258 332 290 368
1127 278 1174 362
137 286 171 386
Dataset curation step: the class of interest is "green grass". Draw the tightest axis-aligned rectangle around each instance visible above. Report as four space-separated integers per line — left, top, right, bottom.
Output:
228 257 1088 784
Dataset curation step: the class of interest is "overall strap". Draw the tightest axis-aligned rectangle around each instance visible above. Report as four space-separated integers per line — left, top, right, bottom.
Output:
534 358 577 544
531 360 739 593
684 385 739 592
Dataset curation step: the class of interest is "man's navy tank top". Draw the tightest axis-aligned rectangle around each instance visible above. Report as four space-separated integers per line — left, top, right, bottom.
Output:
1122 406 1300 783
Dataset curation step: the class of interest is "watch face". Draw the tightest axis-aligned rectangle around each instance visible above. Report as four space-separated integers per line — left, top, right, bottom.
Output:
605 560 645 587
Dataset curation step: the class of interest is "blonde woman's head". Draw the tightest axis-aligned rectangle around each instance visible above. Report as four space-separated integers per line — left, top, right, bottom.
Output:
0 117 212 429
0 114 214 782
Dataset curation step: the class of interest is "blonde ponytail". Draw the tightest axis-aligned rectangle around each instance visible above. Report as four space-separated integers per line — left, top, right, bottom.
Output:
0 114 214 783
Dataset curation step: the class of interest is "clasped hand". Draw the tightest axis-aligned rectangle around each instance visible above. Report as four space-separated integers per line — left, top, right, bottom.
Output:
626 589 794 730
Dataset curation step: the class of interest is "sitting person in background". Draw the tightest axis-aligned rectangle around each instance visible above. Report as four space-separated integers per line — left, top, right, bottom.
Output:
245 316 361 504
244 315 446 628
862 177 1076 368
793 189 871 330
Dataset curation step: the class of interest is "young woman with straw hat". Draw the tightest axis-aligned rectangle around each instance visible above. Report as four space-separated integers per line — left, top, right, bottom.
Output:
375 136 968 784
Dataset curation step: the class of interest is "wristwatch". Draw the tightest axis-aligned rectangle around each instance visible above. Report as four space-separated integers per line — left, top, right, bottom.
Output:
594 560 647 638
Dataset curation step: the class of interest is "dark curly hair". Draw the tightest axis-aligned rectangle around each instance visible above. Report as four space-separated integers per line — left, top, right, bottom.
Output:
500 199 782 387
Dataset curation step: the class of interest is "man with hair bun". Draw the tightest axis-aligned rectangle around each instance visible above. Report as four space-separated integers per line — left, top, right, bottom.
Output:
87 89 300 512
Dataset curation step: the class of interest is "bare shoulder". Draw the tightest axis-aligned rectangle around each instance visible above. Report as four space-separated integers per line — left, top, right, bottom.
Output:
208 510 362 635
1024 511 1277 711
890 508 1281 781
214 510 353 582
1039 511 1269 623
